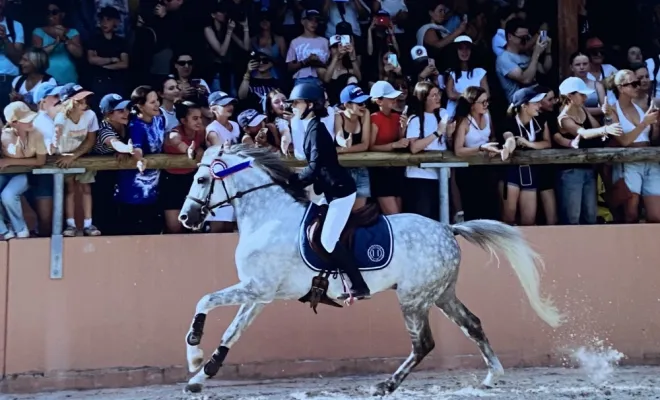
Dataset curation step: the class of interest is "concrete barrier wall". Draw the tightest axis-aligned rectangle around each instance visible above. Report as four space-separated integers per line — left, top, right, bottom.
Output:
1 226 660 393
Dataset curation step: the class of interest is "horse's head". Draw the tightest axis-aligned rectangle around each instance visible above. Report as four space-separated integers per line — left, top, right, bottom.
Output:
178 145 256 230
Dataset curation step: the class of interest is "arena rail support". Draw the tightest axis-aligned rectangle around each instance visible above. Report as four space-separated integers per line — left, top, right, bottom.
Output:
32 167 86 279
421 162 469 224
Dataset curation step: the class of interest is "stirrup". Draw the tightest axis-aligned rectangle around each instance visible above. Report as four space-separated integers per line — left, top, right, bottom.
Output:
337 289 371 301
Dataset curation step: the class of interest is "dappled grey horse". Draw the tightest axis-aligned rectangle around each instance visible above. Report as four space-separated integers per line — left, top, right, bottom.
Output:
178 144 564 396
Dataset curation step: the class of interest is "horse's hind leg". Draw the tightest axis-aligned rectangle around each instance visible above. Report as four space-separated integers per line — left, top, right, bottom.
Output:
436 293 504 387
373 306 435 396
185 303 265 394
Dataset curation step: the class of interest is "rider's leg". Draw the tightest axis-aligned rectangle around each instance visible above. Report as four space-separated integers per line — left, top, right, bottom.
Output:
320 192 371 299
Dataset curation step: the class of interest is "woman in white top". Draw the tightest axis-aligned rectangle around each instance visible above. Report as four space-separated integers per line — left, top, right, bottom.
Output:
157 75 181 132
205 91 240 232
445 35 489 117
403 81 449 221
10 48 56 109
452 86 501 220
608 69 660 222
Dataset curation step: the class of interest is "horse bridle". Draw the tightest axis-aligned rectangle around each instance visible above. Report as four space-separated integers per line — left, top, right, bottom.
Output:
186 159 276 218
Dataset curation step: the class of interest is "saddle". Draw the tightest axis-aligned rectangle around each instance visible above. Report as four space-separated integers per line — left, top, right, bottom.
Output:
306 203 381 259
299 203 382 314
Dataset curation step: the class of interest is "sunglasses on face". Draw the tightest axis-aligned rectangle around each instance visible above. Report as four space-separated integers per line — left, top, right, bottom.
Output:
353 101 367 107
514 34 531 43
48 8 61 15
588 48 603 56
621 80 641 88
177 60 193 66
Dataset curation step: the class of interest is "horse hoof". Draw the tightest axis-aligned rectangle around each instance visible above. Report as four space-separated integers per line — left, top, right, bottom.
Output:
184 383 203 393
372 381 393 397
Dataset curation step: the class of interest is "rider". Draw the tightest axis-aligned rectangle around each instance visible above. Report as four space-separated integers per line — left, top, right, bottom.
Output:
287 82 371 300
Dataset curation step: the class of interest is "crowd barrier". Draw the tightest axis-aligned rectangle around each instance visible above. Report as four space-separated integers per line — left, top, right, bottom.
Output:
12 147 660 279
0 225 659 394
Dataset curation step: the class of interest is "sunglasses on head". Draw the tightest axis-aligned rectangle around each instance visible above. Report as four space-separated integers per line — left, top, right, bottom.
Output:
177 60 193 66
621 80 641 88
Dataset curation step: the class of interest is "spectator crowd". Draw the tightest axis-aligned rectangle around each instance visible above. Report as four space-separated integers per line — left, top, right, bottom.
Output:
0 0 658 239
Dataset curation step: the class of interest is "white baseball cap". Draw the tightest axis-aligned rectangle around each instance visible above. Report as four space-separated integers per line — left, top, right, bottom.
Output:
559 77 595 96
369 81 402 99
411 45 428 61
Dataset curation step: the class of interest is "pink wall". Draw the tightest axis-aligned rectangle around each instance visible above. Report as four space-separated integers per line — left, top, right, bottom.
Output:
2 225 660 393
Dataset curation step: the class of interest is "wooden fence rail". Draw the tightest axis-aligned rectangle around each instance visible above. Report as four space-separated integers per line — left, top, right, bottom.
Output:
2 147 660 173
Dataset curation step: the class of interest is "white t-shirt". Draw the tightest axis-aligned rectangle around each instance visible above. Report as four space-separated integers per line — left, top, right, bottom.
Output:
205 120 240 146
53 110 100 154
446 68 487 117
160 106 178 132
11 76 57 105
32 111 56 154
405 110 448 180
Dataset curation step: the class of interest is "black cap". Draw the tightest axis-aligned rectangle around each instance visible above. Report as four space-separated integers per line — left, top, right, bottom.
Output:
98 6 121 19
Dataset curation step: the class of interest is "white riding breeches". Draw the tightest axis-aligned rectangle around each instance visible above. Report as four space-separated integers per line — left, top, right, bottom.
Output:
320 192 357 253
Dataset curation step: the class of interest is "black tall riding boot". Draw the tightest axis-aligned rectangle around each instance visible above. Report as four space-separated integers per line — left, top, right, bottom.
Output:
329 243 371 300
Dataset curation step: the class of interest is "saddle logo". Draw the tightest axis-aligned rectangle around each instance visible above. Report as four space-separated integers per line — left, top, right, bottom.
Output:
367 244 385 263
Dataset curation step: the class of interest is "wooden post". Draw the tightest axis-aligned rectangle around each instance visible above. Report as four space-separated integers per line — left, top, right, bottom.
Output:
557 0 580 80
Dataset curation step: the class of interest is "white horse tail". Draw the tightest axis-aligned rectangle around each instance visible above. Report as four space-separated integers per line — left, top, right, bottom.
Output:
451 220 564 329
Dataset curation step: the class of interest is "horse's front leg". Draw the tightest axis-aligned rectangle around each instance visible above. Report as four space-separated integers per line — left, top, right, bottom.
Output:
185 302 266 393
185 282 271 376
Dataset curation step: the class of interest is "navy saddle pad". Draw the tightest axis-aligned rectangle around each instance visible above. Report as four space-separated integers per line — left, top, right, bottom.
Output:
298 203 394 272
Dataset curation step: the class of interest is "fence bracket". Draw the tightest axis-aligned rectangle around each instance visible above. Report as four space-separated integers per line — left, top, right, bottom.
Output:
33 168 86 279
420 162 469 224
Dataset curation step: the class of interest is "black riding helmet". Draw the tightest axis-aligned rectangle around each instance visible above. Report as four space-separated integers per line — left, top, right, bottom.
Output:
288 82 324 102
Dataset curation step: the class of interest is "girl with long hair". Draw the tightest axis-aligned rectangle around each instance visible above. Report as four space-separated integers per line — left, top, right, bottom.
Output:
157 74 182 132
445 36 489 117
288 82 370 300
403 81 450 221
161 101 205 233
452 86 502 220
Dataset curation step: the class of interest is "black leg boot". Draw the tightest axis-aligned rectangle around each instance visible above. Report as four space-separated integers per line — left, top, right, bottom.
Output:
329 243 371 300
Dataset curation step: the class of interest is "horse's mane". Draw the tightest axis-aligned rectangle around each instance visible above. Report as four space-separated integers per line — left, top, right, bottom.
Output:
224 144 310 205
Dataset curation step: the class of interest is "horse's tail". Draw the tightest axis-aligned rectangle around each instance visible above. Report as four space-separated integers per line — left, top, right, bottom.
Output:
451 219 564 328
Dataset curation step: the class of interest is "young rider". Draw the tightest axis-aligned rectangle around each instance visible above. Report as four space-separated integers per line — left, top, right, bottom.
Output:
287 82 371 300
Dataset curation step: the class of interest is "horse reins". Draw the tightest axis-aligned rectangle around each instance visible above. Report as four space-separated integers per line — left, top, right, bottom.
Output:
186 161 276 217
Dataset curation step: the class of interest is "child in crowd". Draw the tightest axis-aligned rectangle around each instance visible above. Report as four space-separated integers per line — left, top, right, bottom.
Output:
205 91 240 232
238 108 279 151
54 84 101 236
0 102 48 239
